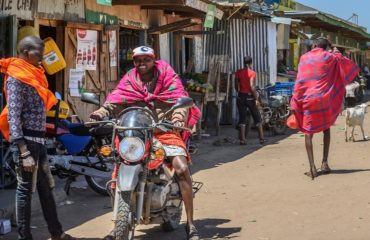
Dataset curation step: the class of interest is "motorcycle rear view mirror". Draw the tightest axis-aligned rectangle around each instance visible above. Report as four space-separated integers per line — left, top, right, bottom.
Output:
81 92 100 106
162 97 193 119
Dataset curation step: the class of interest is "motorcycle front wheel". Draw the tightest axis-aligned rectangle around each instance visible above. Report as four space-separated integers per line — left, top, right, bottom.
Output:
115 191 135 240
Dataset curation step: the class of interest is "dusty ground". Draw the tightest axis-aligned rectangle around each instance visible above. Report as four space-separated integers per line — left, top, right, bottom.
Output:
3 101 370 240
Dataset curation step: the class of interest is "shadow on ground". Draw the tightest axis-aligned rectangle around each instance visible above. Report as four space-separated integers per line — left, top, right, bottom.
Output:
5 188 112 240
190 126 298 175
136 218 241 240
328 169 370 174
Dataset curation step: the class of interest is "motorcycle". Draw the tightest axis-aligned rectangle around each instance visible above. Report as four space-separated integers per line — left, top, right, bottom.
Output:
256 87 291 135
45 92 114 195
0 140 16 189
83 94 202 240
0 93 114 196
358 75 367 102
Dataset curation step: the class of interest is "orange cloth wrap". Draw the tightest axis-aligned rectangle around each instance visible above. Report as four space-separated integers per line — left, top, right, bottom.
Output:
0 58 57 141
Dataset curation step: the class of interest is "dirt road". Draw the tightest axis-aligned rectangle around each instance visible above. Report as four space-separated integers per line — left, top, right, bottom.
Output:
4 102 370 240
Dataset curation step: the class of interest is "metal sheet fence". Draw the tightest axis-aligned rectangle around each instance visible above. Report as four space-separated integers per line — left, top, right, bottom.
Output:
202 18 272 87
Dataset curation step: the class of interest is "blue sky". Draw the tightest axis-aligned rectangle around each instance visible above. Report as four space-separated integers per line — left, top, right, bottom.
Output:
296 0 370 33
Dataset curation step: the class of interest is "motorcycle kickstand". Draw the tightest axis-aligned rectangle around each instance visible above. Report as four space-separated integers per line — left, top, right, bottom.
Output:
64 177 74 195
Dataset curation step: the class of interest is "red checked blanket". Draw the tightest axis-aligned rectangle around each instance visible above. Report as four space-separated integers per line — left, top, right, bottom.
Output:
290 48 359 134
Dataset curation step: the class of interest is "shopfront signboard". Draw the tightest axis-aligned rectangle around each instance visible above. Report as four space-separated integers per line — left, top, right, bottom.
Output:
85 9 118 25
97 0 112 6
204 4 216 28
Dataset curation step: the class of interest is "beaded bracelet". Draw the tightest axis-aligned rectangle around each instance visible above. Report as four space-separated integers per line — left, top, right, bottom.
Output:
20 151 31 158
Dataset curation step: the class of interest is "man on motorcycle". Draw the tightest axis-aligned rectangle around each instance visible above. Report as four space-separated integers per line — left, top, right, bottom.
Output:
90 46 200 240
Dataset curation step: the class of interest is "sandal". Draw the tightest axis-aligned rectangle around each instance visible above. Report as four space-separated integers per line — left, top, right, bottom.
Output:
259 139 267 145
185 224 200 240
240 140 247 145
320 162 331 174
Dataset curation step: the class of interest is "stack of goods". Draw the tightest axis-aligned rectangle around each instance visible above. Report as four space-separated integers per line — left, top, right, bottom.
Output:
181 72 213 93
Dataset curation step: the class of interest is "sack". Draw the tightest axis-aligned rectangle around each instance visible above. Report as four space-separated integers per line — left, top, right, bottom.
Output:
287 114 299 129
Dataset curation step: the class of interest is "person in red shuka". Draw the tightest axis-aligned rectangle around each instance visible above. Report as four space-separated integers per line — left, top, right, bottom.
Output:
235 56 266 145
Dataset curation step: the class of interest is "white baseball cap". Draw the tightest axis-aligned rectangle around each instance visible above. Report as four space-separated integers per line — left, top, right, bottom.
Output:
133 46 155 58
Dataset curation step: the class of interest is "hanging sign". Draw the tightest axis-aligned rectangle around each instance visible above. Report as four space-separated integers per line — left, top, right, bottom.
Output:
108 30 117 67
76 29 98 71
204 4 216 29
97 0 112 6
185 0 223 20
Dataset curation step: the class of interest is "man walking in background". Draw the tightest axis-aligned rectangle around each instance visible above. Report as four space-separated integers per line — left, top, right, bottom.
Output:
290 37 359 179
235 56 266 145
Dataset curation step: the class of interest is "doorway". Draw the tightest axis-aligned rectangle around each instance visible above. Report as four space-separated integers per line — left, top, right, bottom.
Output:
119 27 140 77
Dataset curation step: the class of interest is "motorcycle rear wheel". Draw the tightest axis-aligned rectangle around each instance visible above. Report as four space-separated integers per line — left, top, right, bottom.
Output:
115 191 135 240
161 204 183 232
85 175 109 196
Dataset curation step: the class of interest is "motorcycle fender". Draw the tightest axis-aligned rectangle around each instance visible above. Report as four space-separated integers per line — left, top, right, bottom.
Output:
117 164 143 192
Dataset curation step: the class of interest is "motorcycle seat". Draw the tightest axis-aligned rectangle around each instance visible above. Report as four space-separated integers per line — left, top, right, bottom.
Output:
61 120 91 136
62 120 113 137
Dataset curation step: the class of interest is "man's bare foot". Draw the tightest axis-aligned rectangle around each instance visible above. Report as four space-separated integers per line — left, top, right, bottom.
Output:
320 162 331 174
304 168 318 180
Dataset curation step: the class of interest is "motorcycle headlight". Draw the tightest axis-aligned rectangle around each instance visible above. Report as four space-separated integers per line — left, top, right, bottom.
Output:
119 137 145 162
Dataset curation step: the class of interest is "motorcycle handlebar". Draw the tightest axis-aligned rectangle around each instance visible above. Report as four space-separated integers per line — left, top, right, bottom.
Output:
84 120 117 127
156 122 192 132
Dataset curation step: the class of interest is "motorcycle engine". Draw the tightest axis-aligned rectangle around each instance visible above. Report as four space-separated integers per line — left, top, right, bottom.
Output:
151 185 170 210
150 183 181 211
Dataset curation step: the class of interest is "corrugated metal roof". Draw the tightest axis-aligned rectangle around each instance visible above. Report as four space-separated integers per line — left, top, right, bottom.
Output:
282 11 370 40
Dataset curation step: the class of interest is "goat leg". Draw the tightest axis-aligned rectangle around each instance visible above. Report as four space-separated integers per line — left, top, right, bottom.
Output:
360 124 366 141
351 126 355 142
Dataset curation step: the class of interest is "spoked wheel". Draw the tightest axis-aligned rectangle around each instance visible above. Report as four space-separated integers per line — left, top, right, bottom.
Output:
273 109 288 135
85 159 114 196
85 175 110 196
115 191 135 240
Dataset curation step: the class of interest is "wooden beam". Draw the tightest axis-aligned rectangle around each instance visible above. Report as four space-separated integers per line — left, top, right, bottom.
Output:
148 18 202 34
113 0 182 5
67 22 103 31
175 30 226 35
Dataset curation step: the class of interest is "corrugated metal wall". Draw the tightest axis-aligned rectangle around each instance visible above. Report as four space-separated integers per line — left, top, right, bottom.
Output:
229 18 270 87
202 18 273 87
202 19 230 74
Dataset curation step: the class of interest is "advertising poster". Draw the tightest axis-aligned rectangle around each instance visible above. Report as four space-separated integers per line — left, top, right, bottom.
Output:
76 29 98 71
109 30 117 67
69 69 86 97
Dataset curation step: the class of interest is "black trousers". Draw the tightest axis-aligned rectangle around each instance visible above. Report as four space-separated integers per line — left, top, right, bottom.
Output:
12 140 63 240
237 92 262 126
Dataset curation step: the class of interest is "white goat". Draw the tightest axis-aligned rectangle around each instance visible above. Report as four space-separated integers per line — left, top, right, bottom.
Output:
345 103 368 142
